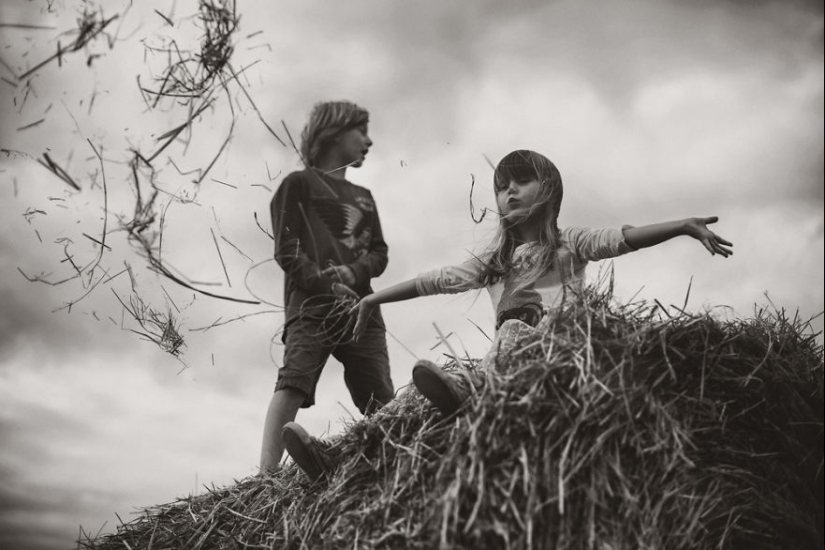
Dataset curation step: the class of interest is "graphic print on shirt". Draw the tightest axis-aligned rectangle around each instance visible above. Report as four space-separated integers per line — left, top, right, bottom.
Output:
313 196 373 257
496 245 543 323
497 275 543 318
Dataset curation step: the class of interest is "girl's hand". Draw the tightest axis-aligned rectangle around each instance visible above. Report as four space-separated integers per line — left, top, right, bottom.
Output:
322 264 357 287
685 217 733 257
349 296 376 342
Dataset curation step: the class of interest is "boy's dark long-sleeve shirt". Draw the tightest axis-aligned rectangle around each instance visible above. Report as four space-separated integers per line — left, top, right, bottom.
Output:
271 169 388 326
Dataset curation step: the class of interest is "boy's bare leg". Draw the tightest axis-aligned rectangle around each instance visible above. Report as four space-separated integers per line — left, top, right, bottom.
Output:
260 387 305 474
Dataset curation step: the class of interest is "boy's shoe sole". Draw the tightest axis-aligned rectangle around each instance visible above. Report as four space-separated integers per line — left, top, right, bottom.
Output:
412 360 465 417
282 422 329 481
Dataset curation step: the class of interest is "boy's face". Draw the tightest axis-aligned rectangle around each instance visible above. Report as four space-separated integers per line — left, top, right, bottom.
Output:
334 123 372 168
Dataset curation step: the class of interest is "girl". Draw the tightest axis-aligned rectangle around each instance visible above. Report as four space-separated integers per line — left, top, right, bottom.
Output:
351 149 732 416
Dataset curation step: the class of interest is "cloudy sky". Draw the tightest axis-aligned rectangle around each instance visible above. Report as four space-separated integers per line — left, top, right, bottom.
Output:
0 0 822 548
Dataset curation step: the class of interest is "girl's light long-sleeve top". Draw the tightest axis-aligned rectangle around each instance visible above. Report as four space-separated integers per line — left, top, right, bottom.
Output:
414 226 635 322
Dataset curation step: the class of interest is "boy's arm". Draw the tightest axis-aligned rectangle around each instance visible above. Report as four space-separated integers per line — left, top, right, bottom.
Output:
271 177 334 295
622 216 733 257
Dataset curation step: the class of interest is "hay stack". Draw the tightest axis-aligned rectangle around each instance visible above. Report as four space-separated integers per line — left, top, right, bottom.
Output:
81 290 823 550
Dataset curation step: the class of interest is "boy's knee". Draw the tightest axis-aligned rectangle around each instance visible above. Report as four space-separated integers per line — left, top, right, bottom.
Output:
274 378 315 408
275 386 307 402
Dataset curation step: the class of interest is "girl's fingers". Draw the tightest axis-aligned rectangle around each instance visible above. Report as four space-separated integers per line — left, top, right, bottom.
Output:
697 223 731 257
708 230 733 247
710 235 731 250
711 240 732 257
702 239 715 255
354 314 369 341
352 305 372 341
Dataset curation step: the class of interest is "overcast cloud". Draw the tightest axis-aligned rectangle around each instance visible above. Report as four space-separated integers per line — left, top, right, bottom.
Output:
0 1 822 548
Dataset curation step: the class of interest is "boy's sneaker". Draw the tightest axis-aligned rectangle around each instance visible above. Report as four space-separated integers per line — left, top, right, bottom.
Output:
281 422 337 481
412 360 479 417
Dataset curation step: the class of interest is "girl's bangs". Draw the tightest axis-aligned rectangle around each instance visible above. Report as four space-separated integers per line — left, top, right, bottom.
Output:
493 149 561 192
494 158 539 190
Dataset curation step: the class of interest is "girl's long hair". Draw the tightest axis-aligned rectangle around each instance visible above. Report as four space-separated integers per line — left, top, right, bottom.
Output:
299 101 369 167
479 149 564 288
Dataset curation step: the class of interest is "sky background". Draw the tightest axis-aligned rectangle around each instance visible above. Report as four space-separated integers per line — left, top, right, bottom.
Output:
0 0 822 548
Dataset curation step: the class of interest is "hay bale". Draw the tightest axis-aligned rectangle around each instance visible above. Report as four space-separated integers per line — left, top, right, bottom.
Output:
81 289 823 550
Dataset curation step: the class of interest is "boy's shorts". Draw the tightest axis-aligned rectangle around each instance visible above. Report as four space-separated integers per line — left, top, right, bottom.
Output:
275 312 394 414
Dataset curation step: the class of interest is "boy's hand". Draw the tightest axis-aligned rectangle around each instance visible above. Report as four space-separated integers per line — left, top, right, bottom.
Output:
322 265 357 287
685 217 733 257
332 282 359 301
349 297 376 342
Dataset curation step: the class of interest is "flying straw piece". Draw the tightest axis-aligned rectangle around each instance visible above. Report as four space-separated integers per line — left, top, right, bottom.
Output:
37 152 80 190
19 9 119 80
210 228 231 287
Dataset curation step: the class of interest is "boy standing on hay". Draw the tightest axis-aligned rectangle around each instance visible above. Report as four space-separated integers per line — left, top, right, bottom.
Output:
282 149 733 481
259 101 394 475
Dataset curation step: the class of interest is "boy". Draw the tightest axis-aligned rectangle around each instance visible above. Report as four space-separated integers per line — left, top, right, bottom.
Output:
259 101 394 475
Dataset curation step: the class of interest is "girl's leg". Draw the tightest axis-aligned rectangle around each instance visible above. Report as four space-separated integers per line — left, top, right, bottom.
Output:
479 318 539 372
412 360 483 417
415 319 542 417
259 387 306 474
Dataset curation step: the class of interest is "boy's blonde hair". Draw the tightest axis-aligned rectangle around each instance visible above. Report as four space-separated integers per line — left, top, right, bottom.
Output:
300 101 370 167
481 149 565 287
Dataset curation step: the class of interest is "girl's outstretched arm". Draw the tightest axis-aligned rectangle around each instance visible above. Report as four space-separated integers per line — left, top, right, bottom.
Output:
351 280 420 340
623 216 733 257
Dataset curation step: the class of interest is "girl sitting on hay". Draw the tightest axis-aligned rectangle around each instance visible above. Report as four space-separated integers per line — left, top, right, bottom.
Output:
282 148 733 481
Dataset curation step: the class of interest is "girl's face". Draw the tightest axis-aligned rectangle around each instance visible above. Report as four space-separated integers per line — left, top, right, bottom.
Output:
332 123 372 168
496 176 542 224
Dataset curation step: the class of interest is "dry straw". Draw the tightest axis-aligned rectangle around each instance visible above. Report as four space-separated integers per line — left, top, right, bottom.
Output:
79 287 823 550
